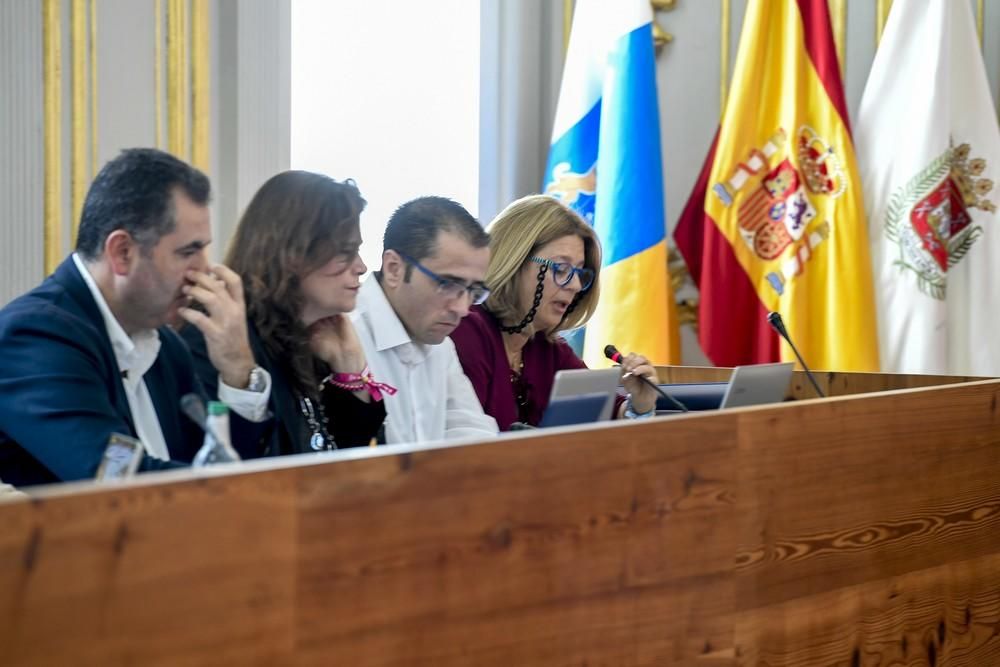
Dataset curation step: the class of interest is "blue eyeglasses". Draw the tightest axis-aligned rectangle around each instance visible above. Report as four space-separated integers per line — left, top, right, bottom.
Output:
397 252 491 305
528 256 595 291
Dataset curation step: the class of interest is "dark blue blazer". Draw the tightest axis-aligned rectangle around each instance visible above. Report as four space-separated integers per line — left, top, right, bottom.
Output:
0 258 213 487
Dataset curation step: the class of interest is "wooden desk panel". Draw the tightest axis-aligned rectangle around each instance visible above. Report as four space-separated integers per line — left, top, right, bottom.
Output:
732 379 1000 664
292 415 740 665
655 365 984 400
736 552 1000 665
2 377 999 665
0 471 299 666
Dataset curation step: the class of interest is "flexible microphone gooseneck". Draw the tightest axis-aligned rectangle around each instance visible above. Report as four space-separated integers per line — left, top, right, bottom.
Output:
765 312 826 398
603 344 688 413
180 393 208 430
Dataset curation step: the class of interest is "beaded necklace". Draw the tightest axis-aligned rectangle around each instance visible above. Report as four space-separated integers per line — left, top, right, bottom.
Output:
297 394 337 451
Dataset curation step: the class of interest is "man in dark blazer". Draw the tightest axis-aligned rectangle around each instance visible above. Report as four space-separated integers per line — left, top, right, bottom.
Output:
0 149 271 487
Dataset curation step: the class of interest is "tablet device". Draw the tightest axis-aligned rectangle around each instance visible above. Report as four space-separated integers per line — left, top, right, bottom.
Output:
549 367 622 422
538 392 610 428
719 362 794 409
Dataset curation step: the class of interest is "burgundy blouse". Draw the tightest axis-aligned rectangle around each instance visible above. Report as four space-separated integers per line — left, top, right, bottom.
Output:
450 306 623 431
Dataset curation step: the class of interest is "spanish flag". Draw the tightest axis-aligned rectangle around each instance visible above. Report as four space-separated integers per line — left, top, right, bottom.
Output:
675 0 879 371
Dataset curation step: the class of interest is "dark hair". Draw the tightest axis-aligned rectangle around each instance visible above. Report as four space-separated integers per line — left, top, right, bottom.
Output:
381 196 488 280
225 170 366 398
75 148 210 260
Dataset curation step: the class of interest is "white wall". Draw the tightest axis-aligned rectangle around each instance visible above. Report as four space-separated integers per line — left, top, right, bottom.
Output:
0 1 44 304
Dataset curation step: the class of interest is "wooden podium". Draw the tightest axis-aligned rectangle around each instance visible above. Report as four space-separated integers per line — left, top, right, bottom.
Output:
2 369 999 665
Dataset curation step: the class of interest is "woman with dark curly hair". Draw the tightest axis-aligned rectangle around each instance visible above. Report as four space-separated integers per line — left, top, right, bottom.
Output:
184 171 388 455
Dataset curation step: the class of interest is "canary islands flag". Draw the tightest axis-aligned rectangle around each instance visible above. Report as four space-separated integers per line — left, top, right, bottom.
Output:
675 0 879 371
543 0 679 367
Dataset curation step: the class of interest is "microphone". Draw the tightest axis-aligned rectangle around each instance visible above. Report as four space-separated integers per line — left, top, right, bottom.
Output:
766 312 825 398
180 393 207 430
603 344 624 364
603 344 688 413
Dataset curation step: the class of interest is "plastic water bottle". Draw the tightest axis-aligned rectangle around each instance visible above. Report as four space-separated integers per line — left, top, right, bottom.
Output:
192 401 241 467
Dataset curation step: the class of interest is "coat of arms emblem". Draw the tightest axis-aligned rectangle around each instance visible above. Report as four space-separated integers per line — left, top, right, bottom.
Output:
884 142 995 299
711 126 844 295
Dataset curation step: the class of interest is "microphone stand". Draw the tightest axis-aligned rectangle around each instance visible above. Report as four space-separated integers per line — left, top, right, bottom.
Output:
603 344 689 413
766 312 826 398
628 372 690 413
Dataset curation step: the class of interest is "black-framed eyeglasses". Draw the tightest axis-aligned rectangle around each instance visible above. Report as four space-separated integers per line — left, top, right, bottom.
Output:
397 252 491 305
528 256 595 291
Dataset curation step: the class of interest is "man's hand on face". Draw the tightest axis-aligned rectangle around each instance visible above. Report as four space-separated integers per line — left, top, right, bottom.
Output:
178 264 256 388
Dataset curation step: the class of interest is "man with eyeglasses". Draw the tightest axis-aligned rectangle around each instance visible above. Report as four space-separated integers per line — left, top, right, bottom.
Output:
351 197 499 444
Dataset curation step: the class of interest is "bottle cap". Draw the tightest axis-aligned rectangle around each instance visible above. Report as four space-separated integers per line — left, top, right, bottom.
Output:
207 401 229 416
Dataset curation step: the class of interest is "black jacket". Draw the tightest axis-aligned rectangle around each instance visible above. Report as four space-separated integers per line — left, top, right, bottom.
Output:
181 322 385 456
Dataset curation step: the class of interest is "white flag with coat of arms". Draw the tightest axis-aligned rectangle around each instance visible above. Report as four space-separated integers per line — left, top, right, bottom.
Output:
856 0 1000 375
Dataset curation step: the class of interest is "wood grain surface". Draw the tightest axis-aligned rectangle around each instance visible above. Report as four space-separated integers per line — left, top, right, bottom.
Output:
1 378 999 665
655 365 984 401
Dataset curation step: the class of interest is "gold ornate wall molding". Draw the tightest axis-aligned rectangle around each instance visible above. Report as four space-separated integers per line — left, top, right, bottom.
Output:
43 0 97 264
155 0 164 149
89 0 98 177
191 0 210 172
719 0 731 116
41 0 211 271
71 0 88 244
167 0 188 161
163 0 210 169
43 0 62 275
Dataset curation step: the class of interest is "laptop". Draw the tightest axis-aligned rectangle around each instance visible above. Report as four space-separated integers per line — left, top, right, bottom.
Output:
549 367 622 422
656 362 795 412
718 362 794 408
538 392 611 428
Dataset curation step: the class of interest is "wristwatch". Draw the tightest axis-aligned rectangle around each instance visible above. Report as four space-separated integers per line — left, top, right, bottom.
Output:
246 366 266 393
623 394 655 419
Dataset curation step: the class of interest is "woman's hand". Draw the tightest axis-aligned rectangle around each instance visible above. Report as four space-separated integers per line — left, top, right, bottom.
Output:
308 314 367 374
618 351 658 416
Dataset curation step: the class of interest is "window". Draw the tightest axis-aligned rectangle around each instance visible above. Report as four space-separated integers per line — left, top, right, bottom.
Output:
291 0 481 273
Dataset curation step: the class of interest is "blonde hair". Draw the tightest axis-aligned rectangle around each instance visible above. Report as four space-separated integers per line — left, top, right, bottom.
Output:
484 195 601 338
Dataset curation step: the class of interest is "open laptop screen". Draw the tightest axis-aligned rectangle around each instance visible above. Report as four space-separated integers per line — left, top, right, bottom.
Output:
719 362 794 408
538 392 610 428
549 368 622 422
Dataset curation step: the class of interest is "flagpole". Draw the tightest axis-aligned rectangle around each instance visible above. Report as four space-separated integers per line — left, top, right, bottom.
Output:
563 0 573 54
977 0 984 49
719 0 730 117
875 0 893 45
829 0 847 80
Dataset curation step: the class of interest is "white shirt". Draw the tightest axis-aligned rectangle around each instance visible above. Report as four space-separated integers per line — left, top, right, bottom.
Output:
351 277 498 444
0 478 26 500
73 254 270 460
